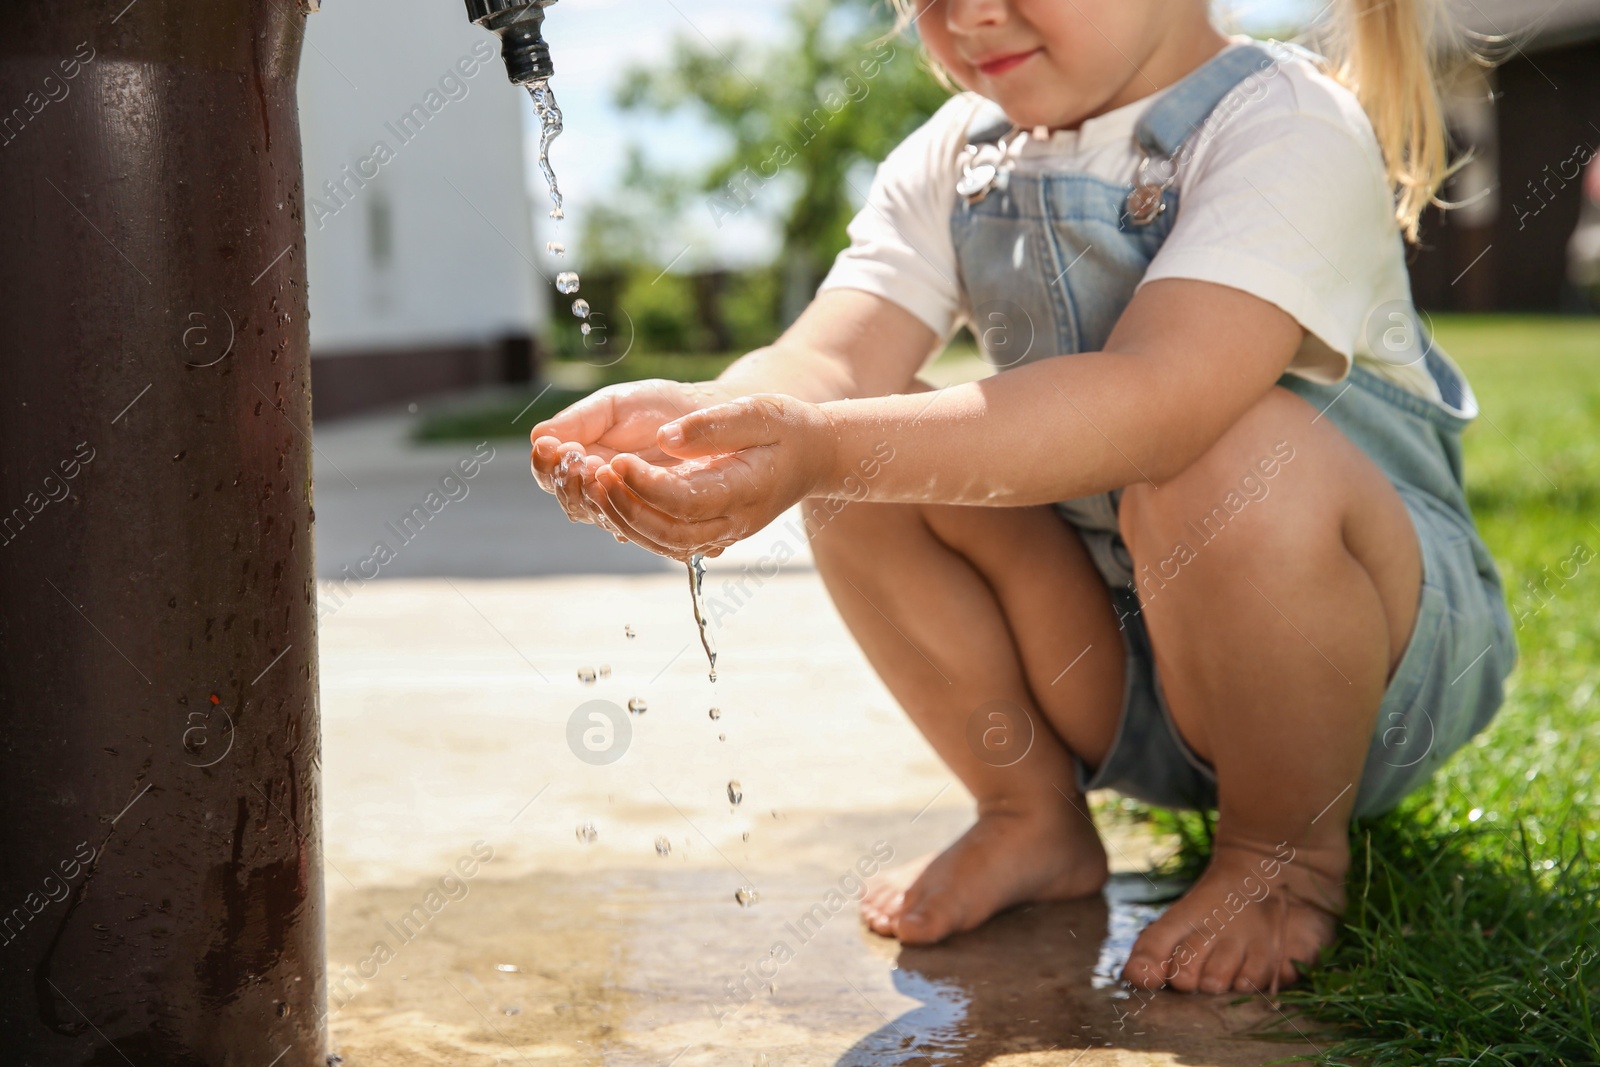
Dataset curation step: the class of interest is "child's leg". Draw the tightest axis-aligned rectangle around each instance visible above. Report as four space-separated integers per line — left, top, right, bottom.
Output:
1117 386 1422 994
806 498 1127 943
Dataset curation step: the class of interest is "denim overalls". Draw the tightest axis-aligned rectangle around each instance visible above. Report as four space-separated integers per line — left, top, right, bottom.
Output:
949 43 1517 816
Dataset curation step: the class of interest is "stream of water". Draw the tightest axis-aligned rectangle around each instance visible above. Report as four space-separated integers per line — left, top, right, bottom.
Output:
687 554 718 682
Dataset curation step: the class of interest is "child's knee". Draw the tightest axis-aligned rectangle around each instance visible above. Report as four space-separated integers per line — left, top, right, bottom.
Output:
802 496 915 559
1119 390 1322 567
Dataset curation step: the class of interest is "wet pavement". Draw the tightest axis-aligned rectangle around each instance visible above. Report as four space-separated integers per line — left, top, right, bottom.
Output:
317 576 1321 1066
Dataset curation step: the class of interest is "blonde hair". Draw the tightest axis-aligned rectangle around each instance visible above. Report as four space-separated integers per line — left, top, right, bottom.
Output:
1322 0 1459 242
885 0 1461 243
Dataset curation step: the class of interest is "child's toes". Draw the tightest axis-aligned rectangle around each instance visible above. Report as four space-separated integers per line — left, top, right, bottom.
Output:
1197 939 1247 994
1123 925 1184 989
894 887 960 944
1165 937 1219 993
858 889 899 934
1231 943 1284 995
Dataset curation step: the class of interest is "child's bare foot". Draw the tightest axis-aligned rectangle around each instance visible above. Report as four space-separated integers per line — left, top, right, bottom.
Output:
1122 836 1348 994
860 799 1109 944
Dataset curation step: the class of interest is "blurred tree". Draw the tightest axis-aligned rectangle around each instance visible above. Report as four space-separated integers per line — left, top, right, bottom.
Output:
609 0 950 324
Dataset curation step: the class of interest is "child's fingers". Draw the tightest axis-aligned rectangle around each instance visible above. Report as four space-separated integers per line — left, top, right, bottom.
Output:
584 480 676 558
528 390 620 449
656 397 783 459
554 449 601 525
594 467 731 557
607 453 735 522
530 436 567 494
583 472 695 561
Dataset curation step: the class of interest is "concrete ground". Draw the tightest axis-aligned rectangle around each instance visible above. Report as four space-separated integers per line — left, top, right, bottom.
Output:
313 408 1322 1066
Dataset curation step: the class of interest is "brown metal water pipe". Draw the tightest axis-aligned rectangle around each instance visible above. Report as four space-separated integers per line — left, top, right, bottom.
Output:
0 1 326 1063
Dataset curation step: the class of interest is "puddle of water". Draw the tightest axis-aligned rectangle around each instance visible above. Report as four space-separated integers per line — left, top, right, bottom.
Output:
1092 872 1188 992
326 823 1309 1067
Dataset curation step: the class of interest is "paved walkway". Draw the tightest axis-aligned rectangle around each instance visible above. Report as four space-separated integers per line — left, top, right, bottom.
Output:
312 410 1319 1066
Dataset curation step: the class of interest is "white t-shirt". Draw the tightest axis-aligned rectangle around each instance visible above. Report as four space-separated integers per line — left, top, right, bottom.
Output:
818 39 1442 400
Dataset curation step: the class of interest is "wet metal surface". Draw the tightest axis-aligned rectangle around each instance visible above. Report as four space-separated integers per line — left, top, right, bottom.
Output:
1 1 324 1063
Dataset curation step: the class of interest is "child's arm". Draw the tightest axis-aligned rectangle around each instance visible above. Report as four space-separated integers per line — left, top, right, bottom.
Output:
712 288 941 402
585 279 1304 558
531 289 938 523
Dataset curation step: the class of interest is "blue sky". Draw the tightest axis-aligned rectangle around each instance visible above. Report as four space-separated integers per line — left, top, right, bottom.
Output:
526 0 1322 268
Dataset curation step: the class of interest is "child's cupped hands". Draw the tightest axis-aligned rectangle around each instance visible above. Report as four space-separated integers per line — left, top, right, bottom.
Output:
575 394 836 562
530 378 741 529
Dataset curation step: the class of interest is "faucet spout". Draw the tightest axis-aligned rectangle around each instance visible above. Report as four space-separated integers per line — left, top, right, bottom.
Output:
464 0 558 85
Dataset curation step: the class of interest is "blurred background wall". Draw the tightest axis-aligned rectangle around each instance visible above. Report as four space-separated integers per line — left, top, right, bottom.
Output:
298 0 546 419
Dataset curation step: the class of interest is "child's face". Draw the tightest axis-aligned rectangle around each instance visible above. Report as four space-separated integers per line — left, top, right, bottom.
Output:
913 0 1210 130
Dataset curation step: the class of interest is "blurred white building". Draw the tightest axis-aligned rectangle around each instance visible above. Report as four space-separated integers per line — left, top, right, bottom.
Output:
298 0 547 418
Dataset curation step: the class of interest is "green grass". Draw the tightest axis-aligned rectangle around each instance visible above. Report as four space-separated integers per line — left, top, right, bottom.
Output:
1275 315 1600 1065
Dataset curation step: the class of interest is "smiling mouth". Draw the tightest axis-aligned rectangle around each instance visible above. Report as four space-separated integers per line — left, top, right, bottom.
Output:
975 48 1041 77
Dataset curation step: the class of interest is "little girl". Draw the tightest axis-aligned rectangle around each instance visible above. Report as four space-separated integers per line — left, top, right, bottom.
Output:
530 0 1516 995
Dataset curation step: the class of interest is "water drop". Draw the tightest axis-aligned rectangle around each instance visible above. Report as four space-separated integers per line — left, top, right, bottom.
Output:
734 885 760 908
546 240 565 256
625 625 636 639
742 831 750 841
575 822 597 844
577 668 596 685
598 664 611 678
495 964 522 973
708 707 721 721
727 780 743 806
580 323 591 336
525 80 565 219
718 733 726 742
628 697 647 715
555 271 580 295
571 298 589 319
654 836 671 857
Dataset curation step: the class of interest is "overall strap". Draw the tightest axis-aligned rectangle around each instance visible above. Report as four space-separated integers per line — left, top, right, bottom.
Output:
1134 41 1280 157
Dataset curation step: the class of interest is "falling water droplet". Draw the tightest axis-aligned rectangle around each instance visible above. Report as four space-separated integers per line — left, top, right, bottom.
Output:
718 733 726 742
546 240 565 256
654 836 671 857
708 707 721 721
571 298 590 319
580 323 592 336
555 271 580 295
625 625 636 639
598 664 611 678
727 780 743 806
577 668 597 685
628 697 647 715
742 831 750 841
575 822 597 844
525 80 565 219
734 885 760 908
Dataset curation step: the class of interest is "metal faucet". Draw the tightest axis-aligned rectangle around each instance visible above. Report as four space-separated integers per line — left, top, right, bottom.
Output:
464 0 557 85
